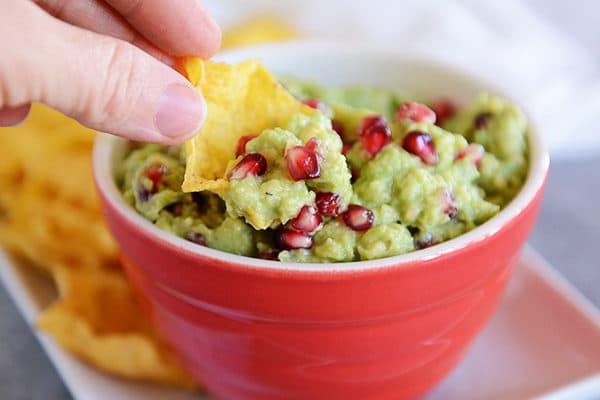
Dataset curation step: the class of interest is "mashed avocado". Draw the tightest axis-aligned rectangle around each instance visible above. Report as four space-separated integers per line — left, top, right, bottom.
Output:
118 80 528 263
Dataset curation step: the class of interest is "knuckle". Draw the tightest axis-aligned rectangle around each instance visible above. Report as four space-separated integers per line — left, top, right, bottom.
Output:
33 0 69 19
119 0 145 18
93 41 145 126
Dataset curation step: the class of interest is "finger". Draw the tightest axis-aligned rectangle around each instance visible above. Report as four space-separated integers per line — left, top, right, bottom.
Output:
2 4 205 144
33 0 174 66
105 0 221 57
0 104 32 127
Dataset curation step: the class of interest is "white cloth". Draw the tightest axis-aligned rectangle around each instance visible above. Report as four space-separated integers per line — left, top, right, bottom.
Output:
204 0 600 159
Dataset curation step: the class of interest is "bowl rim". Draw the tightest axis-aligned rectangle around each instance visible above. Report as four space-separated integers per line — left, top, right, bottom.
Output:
93 40 549 274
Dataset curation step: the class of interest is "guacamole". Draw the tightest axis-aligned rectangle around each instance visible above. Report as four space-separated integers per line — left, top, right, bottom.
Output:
118 81 528 262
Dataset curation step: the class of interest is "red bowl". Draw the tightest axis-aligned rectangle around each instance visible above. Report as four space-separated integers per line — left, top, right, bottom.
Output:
94 42 549 400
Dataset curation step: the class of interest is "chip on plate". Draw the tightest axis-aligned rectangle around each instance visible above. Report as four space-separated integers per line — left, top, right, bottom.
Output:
37 266 197 388
181 60 313 194
0 17 302 390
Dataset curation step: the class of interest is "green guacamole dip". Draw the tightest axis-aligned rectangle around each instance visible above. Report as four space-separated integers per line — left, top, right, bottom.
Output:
118 80 528 263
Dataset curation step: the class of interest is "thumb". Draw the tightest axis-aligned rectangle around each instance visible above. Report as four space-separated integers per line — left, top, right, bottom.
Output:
2 5 205 145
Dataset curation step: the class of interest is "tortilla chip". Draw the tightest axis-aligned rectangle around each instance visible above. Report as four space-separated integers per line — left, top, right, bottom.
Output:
222 16 299 49
174 56 203 86
0 104 196 389
182 60 313 193
37 266 197 388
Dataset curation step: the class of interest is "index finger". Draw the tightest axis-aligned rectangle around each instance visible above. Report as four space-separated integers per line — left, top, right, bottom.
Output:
106 0 221 58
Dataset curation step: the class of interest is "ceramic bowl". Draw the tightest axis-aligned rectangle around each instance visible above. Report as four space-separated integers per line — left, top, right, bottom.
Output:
93 41 549 400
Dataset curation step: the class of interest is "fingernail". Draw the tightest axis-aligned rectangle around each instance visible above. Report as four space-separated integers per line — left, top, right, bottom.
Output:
155 84 204 138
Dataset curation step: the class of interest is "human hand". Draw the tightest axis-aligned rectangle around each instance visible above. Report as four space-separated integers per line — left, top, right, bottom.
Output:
0 0 221 144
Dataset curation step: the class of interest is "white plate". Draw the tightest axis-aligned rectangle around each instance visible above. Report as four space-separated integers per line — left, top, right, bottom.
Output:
1 246 600 400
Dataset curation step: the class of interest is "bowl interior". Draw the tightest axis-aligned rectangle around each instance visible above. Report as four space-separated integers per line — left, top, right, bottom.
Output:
217 41 484 105
94 40 549 272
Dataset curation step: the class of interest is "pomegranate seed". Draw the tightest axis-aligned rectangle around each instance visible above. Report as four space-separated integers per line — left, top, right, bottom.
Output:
456 143 485 166
305 137 320 153
401 131 439 165
227 152 267 180
359 115 392 157
474 112 493 130
395 102 436 124
278 229 313 250
138 163 167 201
342 142 353 155
289 205 322 233
331 120 346 141
342 204 374 231
235 134 259 157
167 202 184 216
144 163 168 189
430 99 456 125
259 248 280 260
415 234 436 249
360 115 384 131
285 139 321 181
442 190 458 219
302 98 326 112
185 232 206 246
137 185 152 202
315 192 341 217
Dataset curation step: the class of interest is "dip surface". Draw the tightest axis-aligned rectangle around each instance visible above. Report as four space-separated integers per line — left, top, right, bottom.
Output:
118 80 528 262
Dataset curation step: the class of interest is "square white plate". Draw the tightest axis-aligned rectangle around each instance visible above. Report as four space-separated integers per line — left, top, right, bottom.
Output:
1 246 600 400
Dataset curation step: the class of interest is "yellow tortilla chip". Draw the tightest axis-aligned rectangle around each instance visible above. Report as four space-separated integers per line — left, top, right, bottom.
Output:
0 104 196 389
222 16 299 49
182 60 312 193
37 266 197 388
174 56 203 86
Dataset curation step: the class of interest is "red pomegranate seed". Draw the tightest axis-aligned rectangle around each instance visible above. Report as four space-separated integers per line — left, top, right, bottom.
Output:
285 138 321 181
415 234 436 249
342 142 353 155
305 137 320 153
401 131 439 165
456 143 484 166
331 120 346 141
342 204 374 231
315 192 341 217
474 112 493 129
359 115 392 157
167 202 184 216
395 102 436 124
289 205 322 233
235 134 259 157
442 190 458 219
144 163 167 189
302 98 326 111
430 99 456 125
259 248 280 260
185 232 206 246
138 163 167 201
278 229 313 250
227 152 267 180
360 115 386 132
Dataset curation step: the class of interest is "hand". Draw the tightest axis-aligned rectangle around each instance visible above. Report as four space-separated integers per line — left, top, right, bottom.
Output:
0 0 221 144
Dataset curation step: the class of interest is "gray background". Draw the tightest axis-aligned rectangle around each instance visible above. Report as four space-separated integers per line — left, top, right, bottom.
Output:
1 1 599 399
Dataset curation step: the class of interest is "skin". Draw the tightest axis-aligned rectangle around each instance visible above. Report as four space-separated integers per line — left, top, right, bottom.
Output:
0 0 221 144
